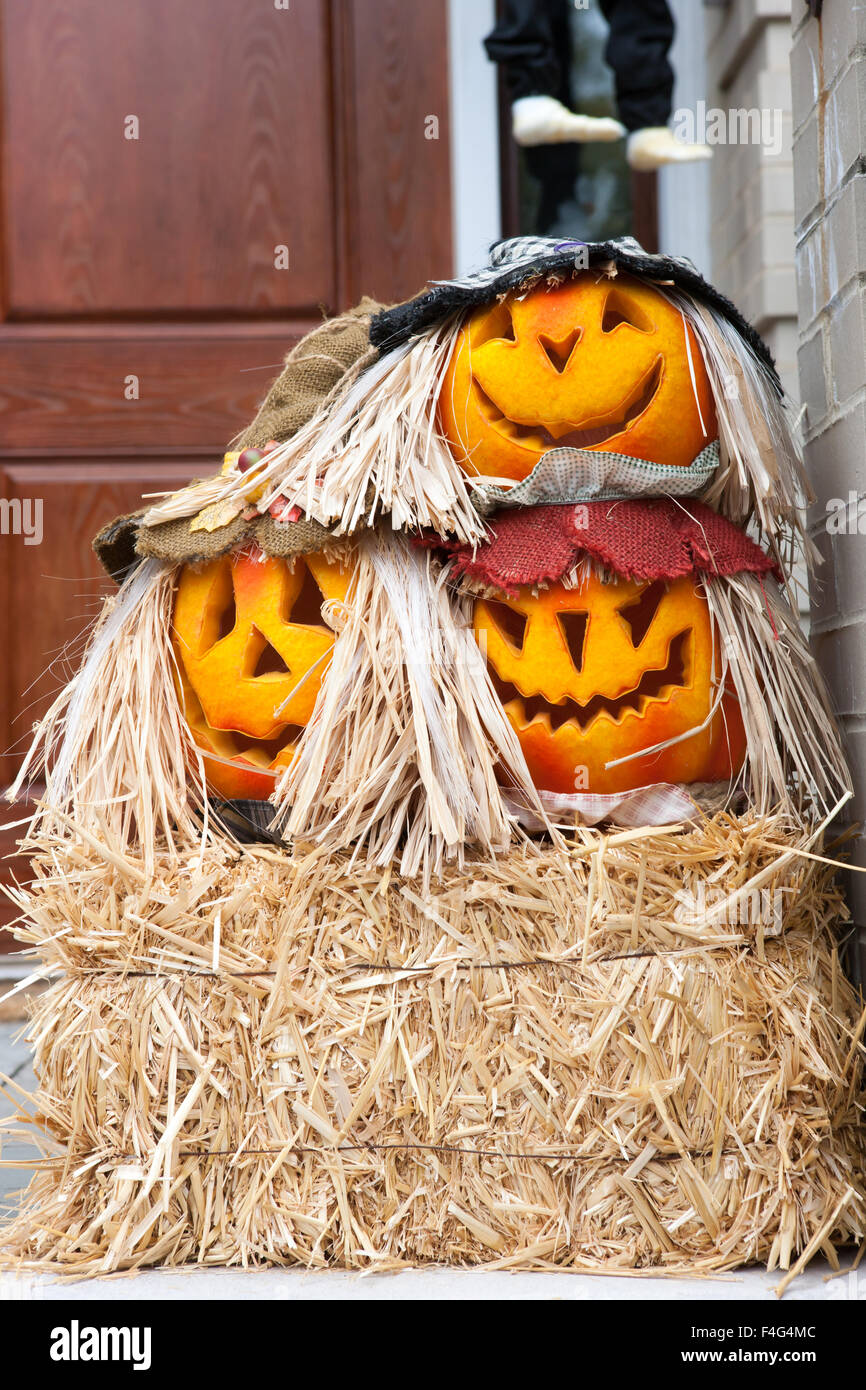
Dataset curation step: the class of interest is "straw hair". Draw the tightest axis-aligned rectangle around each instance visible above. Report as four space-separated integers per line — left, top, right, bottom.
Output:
137 279 808 568
704 572 851 821
274 532 547 881
1 813 863 1277
141 320 487 546
450 556 850 830
7 559 208 871
7 536 544 881
669 290 811 567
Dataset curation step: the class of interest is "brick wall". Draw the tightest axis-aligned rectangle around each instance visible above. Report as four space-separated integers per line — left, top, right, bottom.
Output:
792 3 866 981
705 0 798 399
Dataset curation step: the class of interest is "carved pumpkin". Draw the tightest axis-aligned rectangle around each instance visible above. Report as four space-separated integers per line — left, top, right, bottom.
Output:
172 545 352 800
439 273 717 482
474 572 745 795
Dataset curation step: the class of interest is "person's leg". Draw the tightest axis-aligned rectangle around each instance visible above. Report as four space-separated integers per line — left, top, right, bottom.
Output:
486 0 625 147
600 0 711 169
484 0 563 103
599 0 675 132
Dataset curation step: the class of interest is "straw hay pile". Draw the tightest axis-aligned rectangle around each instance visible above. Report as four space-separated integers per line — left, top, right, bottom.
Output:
1 811 864 1279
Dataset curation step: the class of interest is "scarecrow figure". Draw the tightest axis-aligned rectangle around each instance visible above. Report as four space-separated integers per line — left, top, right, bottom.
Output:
61 234 845 869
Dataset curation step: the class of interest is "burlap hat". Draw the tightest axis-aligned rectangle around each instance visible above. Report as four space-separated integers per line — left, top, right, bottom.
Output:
371 235 780 388
94 297 382 580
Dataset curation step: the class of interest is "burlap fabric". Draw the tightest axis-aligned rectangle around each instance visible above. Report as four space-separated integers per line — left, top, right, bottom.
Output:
236 296 381 449
93 298 383 580
94 508 341 582
431 499 778 592
140 514 336 565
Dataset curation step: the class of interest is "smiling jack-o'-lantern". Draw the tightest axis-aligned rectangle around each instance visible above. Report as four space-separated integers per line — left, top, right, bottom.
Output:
172 545 352 800
474 571 744 795
440 273 717 482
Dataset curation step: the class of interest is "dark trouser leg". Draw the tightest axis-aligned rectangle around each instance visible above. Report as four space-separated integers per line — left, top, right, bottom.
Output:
484 0 571 103
599 0 676 132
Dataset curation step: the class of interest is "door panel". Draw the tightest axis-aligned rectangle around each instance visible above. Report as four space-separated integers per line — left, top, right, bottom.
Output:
345 0 454 302
3 0 336 316
0 0 453 948
0 325 314 450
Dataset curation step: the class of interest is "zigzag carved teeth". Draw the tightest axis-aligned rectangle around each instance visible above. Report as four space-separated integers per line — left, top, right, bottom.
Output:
486 629 690 733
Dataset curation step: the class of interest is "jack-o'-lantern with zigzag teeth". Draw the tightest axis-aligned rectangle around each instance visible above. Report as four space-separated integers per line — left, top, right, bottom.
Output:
474 571 745 795
440 272 717 482
172 544 352 801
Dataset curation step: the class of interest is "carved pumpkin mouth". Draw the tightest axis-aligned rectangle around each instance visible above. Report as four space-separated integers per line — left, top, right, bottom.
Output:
474 571 744 795
182 682 305 774
486 627 691 733
474 356 665 455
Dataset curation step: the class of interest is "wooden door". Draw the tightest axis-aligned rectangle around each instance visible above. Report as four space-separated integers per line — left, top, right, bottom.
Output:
0 0 453 944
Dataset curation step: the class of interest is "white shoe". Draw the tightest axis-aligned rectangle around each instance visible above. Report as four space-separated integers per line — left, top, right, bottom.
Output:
512 95 626 147
626 126 713 171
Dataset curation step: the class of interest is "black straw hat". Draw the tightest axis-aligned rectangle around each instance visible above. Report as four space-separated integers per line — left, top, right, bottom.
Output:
370 235 780 392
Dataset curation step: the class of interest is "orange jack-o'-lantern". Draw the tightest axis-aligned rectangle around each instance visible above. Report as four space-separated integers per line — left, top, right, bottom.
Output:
474 572 744 796
439 273 717 482
172 545 352 800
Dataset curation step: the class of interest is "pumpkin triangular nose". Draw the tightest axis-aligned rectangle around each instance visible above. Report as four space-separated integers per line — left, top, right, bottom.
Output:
539 327 582 374
251 630 290 677
556 610 588 670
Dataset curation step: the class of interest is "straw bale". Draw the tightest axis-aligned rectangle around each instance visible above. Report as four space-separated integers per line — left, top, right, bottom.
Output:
1 812 863 1277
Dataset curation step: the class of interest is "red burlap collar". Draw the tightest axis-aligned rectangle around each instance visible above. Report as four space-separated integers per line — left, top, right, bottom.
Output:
431 499 777 592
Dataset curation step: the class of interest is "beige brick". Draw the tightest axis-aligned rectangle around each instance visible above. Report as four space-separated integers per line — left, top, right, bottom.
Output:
823 61 866 199
807 530 841 633
757 65 792 114
792 113 820 228
811 626 866 719
742 267 797 327
821 0 866 90
763 314 799 364
821 175 866 295
797 325 828 431
829 290 866 409
709 1 793 90
805 403 866 507
795 176 866 329
760 212 795 268
757 161 797 218
790 18 823 129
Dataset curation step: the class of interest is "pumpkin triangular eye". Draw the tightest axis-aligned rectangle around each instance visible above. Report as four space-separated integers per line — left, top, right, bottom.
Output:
476 300 515 345
485 598 527 652
618 580 666 646
556 611 588 671
216 585 237 642
288 562 327 627
602 289 654 335
539 327 582 373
